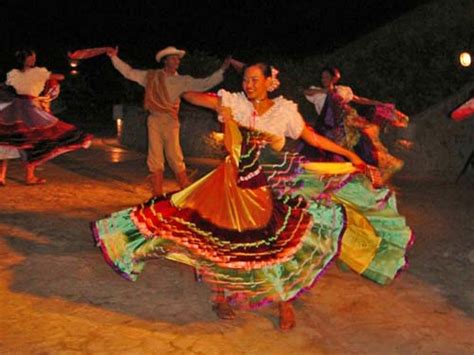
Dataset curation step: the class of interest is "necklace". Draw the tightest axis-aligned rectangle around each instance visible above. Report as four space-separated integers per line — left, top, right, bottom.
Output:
251 98 273 129
254 98 268 105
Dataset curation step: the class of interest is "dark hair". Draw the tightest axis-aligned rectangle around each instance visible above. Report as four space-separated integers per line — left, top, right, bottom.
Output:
321 66 341 79
14 49 35 69
243 62 272 78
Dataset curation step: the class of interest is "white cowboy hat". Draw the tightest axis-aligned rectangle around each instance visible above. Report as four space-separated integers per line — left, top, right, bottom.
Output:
155 46 186 62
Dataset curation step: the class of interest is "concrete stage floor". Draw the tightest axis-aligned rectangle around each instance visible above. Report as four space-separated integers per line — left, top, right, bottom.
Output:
1 138 473 354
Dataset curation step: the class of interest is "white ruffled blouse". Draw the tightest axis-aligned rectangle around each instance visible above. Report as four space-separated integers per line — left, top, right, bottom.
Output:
305 85 354 115
218 90 305 140
6 67 51 97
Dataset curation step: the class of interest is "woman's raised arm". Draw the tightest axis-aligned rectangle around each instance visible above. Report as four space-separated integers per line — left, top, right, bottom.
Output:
352 94 384 106
182 91 219 111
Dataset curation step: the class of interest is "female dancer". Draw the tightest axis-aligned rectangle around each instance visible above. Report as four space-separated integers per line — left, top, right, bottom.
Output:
303 67 407 182
92 62 412 330
0 49 92 184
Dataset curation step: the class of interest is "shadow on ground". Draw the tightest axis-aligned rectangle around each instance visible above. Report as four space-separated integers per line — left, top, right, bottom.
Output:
1 211 217 325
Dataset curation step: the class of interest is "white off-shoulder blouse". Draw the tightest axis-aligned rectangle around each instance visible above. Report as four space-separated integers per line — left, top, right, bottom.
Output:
305 85 354 115
218 90 305 140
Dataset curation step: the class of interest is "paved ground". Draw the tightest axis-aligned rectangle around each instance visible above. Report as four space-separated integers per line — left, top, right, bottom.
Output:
1 138 473 354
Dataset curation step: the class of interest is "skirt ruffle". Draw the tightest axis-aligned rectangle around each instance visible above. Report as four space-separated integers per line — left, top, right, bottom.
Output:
92 157 412 308
92 194 346 308
0 97 92 166
265 154 413 285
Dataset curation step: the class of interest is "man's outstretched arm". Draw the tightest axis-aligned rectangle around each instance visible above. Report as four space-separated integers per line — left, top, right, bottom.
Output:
107 47 147 87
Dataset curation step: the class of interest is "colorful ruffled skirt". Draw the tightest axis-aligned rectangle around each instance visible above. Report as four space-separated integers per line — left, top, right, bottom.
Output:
302 92 407 182
92 149 413 308
0 96 92 167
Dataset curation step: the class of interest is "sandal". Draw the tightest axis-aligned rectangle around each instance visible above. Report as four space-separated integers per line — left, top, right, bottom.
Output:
212 301 236 320
279 302 296 330
26 177 47 185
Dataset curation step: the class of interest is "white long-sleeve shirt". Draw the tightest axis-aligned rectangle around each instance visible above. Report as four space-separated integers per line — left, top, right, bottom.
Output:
111 56 224 107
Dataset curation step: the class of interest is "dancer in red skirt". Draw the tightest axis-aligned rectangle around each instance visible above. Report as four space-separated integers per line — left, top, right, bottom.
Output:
0 49 92 185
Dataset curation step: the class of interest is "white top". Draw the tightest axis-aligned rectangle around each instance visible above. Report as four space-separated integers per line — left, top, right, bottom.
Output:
305 85 354 115
218 90 305 140
6 67 51 96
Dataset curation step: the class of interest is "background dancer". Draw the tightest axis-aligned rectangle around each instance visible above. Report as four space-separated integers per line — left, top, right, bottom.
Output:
303 67 408 182
0 49 92 185
105 46 231 195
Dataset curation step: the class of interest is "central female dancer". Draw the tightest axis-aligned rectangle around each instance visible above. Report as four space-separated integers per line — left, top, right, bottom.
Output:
92 62 412 330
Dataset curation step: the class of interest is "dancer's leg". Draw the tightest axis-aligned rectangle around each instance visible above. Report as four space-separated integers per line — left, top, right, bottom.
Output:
279 301 296 330
25 164 46 185
149 169 164 196
0 160 7 185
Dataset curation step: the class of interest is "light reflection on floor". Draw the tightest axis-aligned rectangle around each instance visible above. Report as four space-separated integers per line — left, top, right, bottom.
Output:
108 147 127 163
99 138 135 164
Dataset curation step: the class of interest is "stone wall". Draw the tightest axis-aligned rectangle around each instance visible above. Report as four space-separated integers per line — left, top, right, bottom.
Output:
117 102 227 160
118 82 474 182
391 82 474 181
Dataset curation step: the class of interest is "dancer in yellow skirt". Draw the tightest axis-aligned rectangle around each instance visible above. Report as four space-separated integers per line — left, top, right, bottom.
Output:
92 62 412 330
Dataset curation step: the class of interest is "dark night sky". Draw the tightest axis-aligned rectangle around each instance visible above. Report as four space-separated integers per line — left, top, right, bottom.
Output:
1 0 430 63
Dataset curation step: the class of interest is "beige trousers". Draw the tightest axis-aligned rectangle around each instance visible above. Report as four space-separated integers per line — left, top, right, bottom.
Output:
146 113 186 174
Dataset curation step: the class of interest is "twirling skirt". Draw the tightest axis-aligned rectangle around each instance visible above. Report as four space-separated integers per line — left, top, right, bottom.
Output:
0 97 92 167
92 158 413 309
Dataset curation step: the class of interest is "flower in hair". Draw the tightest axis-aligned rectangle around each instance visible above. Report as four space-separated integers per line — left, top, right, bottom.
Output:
267 67 280 92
